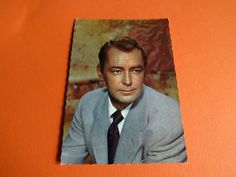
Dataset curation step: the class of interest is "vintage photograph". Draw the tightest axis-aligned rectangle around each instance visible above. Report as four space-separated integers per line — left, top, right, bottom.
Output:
61 19 187 164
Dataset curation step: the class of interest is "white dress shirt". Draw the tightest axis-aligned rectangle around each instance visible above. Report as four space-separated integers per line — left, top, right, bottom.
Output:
108 97 132 134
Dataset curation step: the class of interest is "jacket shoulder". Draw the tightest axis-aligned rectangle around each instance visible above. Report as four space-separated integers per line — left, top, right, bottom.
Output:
80 87 106 103
143 85 183 133
144 85 179 108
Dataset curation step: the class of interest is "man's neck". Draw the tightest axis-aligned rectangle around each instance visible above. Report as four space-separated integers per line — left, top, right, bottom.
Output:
109 97 131 111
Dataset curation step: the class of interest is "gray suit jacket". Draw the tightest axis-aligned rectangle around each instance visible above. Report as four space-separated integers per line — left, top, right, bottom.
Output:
61 85 187 164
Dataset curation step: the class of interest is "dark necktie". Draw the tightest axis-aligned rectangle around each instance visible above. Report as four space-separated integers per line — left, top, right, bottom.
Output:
107 110 124 164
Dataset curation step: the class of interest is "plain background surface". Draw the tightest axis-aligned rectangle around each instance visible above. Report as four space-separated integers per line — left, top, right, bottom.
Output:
0 0 236 176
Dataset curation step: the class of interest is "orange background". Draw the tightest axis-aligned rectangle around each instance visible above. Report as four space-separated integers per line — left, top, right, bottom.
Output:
0 0 236 176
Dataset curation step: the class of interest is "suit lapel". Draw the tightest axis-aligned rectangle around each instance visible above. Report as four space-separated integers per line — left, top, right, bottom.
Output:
114 89 148 163
90 91 110 164
90 86 149 164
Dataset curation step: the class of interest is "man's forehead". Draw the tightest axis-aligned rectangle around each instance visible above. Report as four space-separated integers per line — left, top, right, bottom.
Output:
106 48 143 62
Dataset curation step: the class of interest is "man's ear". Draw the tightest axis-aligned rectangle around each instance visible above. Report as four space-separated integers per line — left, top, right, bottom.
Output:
96 64 103 79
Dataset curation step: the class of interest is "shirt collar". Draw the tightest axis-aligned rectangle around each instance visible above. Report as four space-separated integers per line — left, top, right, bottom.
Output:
108 96 132 119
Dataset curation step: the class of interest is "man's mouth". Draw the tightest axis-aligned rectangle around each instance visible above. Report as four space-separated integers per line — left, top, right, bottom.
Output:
119 89 136 94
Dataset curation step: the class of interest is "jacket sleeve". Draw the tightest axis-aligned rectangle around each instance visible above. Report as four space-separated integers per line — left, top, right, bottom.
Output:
142 96 187 163
143 127 187 163
61 100 88 164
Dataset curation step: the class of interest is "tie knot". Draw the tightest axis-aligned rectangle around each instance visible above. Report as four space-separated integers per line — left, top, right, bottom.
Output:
111 110 124 124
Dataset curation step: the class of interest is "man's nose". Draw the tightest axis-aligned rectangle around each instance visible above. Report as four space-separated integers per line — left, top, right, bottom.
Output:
123 72 132 86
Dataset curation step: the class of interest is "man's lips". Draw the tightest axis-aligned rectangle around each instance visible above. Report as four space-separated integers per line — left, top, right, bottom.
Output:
118 88 136 93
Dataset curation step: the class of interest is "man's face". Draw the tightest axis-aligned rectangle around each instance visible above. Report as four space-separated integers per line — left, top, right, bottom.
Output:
97 47 145 110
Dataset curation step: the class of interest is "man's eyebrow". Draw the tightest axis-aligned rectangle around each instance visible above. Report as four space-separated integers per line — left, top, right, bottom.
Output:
109 66 123 69
130 65 144 69
108 65 144 70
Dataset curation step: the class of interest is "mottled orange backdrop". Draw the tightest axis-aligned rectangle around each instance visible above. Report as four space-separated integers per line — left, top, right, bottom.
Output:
63 19 181 139
0 0 236 177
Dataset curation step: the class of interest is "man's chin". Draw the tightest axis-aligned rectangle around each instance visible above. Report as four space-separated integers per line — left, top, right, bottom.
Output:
117 96 138 104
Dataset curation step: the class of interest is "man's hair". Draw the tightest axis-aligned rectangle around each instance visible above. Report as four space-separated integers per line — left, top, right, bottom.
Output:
98 36 147 69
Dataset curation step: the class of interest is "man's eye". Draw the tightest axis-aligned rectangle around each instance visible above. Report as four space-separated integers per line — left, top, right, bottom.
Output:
111 70 122 74
132 69 142 74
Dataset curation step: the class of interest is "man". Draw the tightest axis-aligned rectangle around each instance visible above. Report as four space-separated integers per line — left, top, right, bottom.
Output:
61 36 187 164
